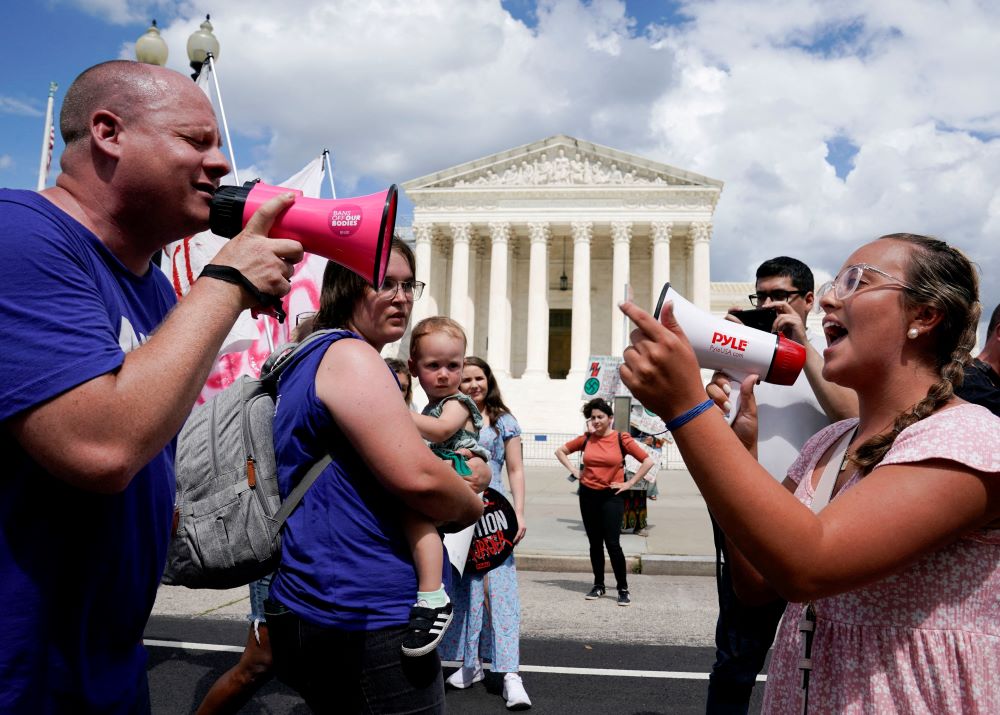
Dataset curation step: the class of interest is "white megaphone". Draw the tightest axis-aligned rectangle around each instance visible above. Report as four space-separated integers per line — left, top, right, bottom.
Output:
653 283 806 423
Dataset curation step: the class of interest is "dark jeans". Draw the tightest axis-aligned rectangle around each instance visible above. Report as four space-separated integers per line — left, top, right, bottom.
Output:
264 598 445 714
706 516 786 715
133 670 151 715
578 484 628 591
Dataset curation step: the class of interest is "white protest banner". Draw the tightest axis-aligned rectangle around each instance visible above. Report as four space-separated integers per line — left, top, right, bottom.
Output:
580 355 623 401
630 402 667 436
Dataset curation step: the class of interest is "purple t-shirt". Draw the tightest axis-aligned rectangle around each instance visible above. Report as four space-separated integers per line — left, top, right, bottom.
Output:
0 189 177 712
270 330 450 630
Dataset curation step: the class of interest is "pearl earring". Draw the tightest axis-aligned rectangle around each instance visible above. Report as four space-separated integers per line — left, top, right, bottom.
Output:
907 328 919 339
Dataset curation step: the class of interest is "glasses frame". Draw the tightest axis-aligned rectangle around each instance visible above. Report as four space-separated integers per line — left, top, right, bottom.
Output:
377 278 425 301
748 289 805 306
295 310 317 327
815 263 913 308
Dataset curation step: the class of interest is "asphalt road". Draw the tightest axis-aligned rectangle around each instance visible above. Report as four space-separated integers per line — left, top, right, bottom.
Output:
144 615 767 714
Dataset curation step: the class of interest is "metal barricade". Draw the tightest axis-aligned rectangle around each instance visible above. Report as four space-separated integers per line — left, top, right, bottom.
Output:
520 432 685 470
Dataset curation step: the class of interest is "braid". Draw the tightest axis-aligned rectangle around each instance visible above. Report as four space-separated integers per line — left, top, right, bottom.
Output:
850 234 980 475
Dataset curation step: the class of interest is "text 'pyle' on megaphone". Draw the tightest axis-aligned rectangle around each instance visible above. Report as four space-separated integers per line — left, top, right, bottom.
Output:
210 180 398 289
653 283 806 423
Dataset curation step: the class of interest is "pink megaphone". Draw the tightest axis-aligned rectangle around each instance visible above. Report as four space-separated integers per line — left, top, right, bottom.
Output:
653 283 806 423
210 180 398 288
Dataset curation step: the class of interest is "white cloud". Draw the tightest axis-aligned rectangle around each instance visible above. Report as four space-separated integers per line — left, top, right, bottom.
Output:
0 97 42 117
0 155 13 170
646 0 1000 322
62 0 179 25
137 0 676 191
100 0 998 324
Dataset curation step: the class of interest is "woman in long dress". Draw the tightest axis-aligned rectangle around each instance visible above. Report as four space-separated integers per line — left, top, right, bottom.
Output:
440 356 532 710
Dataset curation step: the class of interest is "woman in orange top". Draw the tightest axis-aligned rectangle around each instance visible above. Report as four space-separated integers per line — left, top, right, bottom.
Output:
555 398 656 606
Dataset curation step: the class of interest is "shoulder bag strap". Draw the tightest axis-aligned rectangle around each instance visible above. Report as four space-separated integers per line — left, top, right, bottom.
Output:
799 427 855 713
810 426 857 514
579 432 591 469
270 454 333 538
617 431 628 480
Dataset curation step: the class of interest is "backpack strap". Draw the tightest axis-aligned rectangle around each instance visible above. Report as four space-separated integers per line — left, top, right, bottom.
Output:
617 431 628 481
270 454 333 538
261 328 351 382
262 329 354 537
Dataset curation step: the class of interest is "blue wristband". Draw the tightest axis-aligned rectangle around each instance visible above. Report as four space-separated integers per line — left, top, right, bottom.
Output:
665 398 714 432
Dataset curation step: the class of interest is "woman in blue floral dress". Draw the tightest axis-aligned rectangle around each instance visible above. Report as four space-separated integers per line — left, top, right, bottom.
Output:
441 356 531 710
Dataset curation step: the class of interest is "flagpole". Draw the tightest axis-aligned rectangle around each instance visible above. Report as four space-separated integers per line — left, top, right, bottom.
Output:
201 53 275 351
36 82 58 191
322 149 337 198
204 53 240 185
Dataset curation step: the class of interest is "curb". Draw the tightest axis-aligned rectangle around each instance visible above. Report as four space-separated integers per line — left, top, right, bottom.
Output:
640 554 715 577
515 552 715 577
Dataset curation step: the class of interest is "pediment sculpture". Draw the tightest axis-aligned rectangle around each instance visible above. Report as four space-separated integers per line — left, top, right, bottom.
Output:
449 147 678 188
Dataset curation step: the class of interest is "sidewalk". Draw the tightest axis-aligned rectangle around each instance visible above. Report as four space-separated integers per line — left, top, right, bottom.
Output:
151 464 717 620
515 464 716 576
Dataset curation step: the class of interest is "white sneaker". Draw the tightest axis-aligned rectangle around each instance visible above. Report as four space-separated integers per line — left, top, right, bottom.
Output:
445 660 484 689
502 672 532 710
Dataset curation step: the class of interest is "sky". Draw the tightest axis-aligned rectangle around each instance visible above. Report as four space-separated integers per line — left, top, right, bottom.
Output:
1 0 997 340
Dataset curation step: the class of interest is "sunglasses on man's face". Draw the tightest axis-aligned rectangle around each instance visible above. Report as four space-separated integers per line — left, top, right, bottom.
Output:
749 289 804 306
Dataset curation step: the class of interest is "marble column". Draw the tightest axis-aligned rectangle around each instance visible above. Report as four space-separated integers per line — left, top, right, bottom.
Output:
467 235 483 353
523 222 550 378
449 222 472 338
650 221 672 312
690 221 712 311
487 221 511 376
412 223 434 324
610 221 632 356
568 221 592 379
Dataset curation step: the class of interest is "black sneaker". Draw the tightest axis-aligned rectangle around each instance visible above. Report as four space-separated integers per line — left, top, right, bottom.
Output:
401 602 453 657
585 585 606 600
617 589 631 607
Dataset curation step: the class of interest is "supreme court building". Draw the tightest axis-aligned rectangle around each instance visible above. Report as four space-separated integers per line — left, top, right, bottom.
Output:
394 135 725 435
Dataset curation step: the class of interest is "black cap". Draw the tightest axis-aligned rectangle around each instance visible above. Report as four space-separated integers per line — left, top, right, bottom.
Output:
209 180 258 238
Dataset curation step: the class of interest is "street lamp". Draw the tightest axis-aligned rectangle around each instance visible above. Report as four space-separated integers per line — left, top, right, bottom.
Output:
187 15 221 80
135 14 221 81
134 20 168 66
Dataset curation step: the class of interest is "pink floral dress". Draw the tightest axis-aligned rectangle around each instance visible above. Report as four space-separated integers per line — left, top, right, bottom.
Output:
762 404 1000 714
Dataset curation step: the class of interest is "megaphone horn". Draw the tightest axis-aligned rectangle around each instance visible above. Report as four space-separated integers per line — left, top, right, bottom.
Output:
210 180 398 288
653 283 806 423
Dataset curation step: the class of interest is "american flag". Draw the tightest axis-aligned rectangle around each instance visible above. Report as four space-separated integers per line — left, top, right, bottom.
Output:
44 122 54 178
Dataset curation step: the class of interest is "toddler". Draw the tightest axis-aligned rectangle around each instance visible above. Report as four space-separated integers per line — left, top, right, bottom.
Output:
401 316 489 657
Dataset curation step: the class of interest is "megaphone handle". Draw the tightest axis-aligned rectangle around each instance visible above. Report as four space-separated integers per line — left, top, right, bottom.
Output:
723 377 742 425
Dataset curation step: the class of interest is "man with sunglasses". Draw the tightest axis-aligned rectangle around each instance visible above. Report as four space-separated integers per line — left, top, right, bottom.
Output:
706 256 857 715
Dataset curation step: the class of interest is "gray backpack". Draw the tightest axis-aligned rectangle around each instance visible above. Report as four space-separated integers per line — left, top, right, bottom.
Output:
162 329 343 589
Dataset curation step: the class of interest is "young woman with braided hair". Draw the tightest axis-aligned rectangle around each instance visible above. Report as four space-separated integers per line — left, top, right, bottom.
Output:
619 234 999 714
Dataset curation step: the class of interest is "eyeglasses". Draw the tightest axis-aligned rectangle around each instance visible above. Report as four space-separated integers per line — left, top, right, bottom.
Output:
295 311 316 327
377 279 425 300
815 264 913 308
749 289 805 306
